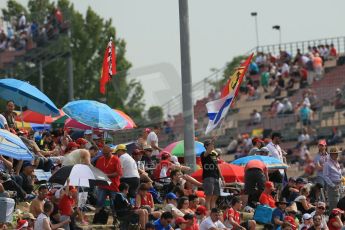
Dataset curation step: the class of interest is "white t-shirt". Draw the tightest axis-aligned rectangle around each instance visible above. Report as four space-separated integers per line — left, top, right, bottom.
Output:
147 131 159 156
163 203 184 217
0 114 8 128
276 102 284 114
34 213 49 230
199 216 226 230
120 153 140 178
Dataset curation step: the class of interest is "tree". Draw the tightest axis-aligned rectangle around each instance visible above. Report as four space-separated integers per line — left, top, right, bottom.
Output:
2 0 146 123
147 106 163 124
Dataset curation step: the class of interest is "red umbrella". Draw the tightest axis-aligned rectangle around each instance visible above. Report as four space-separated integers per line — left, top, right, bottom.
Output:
191 162 244 183
15 109 65 124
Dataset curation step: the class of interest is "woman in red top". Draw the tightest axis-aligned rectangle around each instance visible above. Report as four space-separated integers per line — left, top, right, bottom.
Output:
327 208 344 230
135 183 161 219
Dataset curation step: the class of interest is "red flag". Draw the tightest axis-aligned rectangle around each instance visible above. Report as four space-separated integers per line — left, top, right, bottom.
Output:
100 38 116 94
220 53 253 98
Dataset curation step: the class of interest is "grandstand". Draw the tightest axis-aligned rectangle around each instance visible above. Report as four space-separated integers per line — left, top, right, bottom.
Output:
112 37 345 155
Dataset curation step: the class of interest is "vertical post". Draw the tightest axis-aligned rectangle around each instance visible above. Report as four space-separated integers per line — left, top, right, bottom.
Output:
39 61 44 91
178 0 196 171
67 29 74 101
254 15 259 50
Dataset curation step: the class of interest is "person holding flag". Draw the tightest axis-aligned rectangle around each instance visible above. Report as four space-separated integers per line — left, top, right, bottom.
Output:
205 54 253 134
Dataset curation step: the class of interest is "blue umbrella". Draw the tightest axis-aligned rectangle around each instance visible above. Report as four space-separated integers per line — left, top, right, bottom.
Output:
62 100 127 131
0 78 60 116
0 129 33 160
231 155 288 169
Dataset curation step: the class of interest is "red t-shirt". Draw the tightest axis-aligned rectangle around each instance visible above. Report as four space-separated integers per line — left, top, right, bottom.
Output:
259 192 276 208
140 193 153 208
185 218 199 230
328 217 341 230
223 207 240 224
59 194 75 216
96 155 122 192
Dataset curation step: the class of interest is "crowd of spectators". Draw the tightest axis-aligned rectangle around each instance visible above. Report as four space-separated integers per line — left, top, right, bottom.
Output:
0 8 66 53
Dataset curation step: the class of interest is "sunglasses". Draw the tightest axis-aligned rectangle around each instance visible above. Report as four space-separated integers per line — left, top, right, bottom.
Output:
318 206 325 210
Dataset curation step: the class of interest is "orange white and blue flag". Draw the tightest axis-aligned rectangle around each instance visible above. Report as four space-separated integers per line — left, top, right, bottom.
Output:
205 54 253 134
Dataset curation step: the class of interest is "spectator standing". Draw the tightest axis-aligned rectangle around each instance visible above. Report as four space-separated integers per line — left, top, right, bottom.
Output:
261 66 270 92
330 44 337 58
116 144 140 198
2 100 17 130
323 147 342 211
147 126 163 158
95 144 122 214
313 53 323 80
29 185 48 218
200 139 224 210
18 11 26 30
299 103 312 127
267 132 286 183
313 140 328 187
244 159 269 206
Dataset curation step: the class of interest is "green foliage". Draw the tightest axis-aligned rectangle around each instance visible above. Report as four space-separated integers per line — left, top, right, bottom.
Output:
147 106 164 124
1 0 27 21
3 0 146 122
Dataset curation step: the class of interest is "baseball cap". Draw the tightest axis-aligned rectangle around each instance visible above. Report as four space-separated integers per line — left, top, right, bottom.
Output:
303 213 312 220
67 141 79 149
115 144 127 152
316 201 326 208
252 137 264 145
160 151 171 159
144 128 151 133
265 181 274 189
318 139 327 146
175 217 188 225
22 161 34 168
296 177 307 184
84 130 92 135
17 219 28 229
165 192 177 200
143 145 153 151
196 205 207 215
76 138 88 145
332 208 344 215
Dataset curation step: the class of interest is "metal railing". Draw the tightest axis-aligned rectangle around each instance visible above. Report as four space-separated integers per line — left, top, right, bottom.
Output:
161 36 345 117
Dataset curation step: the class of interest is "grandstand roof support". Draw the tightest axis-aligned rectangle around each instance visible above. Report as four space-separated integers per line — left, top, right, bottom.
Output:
179 0 196 171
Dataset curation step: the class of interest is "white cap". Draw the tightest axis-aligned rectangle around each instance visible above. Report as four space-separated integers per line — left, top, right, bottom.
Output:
84 130 92 135
92 134 100 140
170 156 180 165
303 213 312 220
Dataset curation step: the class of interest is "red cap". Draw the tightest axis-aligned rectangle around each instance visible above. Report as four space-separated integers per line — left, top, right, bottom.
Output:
332 208 344 215
16 219 28 229
67 142 79 149
145 128 151 133
196 205 207 215
175 217 188 225
265 181 274 189
318 139 327 146
160 151 171 159
76 138 88 145
252 137 264 145
284 216 296 229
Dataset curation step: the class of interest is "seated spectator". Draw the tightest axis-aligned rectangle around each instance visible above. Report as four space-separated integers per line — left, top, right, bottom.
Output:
163 192 185 218
249 61 259 75
34 201 70 230
135 183 161 219
272 198 288 229
114 182 149 229
327 208 343 230
299 213 313 230
195 206 207 225
248 137 264 155
62 149 92 166
199 208 226 230
276 100 285 115
223 196 256 230
259 181 276 208
249 109 261 126
283 215 297 230
153 211 174 230
20 161 35 195
261 67 270 92
281 177 299 202
177 196 194 215
311 202 328 229
334 88 345 109
294 187 315 214
281 98 293 114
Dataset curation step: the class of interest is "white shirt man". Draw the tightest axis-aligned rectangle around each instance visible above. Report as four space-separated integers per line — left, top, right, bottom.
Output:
119 152 140 179
199 216 226 230
147 127 162 157
267 133 285 174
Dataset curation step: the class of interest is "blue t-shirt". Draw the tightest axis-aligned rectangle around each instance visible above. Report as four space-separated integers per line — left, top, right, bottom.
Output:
300 107 311 120
154 219 171 230
272 208 284 229
250 62 259 74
